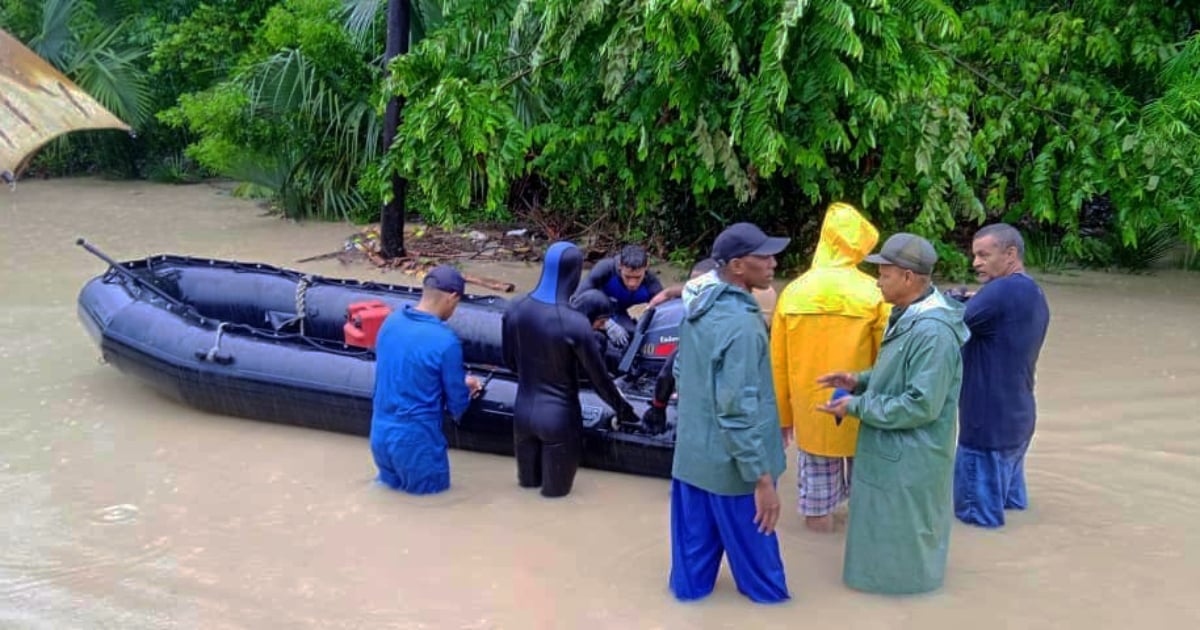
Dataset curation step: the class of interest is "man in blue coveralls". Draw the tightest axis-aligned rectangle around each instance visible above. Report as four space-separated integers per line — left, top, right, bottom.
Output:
370 265 481 495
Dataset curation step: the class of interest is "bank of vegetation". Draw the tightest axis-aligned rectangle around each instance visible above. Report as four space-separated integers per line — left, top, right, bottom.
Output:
3 0 1198 277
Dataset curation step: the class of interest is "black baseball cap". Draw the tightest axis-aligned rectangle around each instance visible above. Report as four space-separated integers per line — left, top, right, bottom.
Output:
423 265 466 295
711 223 790 265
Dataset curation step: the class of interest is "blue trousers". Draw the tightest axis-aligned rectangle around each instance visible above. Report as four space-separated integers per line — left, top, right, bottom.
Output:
370 418 450 495
954 440 1030 528
669 479 789 604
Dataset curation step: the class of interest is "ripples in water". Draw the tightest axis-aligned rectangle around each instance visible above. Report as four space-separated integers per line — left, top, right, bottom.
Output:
90 503 140 524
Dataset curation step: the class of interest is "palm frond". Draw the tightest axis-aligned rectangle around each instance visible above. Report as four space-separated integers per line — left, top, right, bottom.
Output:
31 0 81 67
66 21 152 126
342 0 384 48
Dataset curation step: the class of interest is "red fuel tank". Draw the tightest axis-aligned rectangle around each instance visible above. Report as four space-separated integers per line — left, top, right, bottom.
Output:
344 300 392 349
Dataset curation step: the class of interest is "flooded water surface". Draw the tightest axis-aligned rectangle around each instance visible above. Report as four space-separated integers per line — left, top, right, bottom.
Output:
2 179 1199 628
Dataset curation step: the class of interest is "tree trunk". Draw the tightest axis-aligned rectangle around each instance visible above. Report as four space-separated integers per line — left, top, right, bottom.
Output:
380 0 411 259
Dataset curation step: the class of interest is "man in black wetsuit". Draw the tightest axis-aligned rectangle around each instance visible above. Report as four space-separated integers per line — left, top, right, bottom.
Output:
503 241 640 498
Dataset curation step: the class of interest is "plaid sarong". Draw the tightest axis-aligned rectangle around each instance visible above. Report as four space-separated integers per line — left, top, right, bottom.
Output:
797 451 852 516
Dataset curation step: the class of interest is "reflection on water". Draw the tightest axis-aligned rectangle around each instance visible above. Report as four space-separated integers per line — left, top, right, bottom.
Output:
2 178 1200 628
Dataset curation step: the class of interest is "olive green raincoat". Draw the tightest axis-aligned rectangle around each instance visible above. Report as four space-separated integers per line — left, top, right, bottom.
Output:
843 289 969 594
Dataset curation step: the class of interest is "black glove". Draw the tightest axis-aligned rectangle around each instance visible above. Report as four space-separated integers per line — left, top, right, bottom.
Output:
641 404 667 435
612 404 640 430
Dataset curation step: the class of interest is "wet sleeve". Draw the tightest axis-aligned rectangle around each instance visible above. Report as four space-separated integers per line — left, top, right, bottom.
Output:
769 310 792 428
964 284 1000 337
570 315 633 416
575 259 611 297
712 327 770 483
440 337 472 420
854 369 873 394
847 324 960 431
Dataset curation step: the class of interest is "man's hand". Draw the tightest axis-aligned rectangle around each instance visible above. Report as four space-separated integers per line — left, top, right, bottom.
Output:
604 319 630 347
465 375 482 398
817 395 851 419
648 287 679 308
753 475 781 535
944 286 975 303
780 426 794 449
816 371 858 392
612 404 640 430
641 405 667 434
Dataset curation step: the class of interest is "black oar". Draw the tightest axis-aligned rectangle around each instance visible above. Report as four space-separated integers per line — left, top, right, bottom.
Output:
75 238 183 307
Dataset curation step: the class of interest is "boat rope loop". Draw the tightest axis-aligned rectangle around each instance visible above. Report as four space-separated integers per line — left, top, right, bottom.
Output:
200 322 233 364
294 275 311 335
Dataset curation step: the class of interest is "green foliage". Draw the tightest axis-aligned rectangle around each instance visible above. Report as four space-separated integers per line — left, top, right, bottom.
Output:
1116 34 1200 250
1023 231 1071 274
149 0 274 97
162 0 383 219
371 0 540 225
6 0 1197 273
942 1 1196 253
665 246 700 273
1108 224 1178 273
379 0 1199 269
1182 246 1200 272
146 151 202 183
932 239 973 283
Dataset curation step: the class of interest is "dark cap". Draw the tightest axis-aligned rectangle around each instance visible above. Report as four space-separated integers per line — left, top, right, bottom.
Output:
423 265 465 295
710 222 790 265
690 257 718 277
864 233 938 275
569 289 613 323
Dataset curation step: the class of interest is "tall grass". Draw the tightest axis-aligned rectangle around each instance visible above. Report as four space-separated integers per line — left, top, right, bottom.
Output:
1023 232 1071 274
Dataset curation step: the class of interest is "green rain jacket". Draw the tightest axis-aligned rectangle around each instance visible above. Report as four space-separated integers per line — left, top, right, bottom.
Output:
671 282 787 495
843 288 969 594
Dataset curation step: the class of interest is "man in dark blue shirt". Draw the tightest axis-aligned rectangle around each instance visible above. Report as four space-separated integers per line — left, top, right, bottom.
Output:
574 245 668 345
370 266 481 495
955 224 1051 527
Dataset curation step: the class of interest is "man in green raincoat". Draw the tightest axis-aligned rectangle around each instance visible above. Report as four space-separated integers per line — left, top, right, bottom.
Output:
818 233 969 595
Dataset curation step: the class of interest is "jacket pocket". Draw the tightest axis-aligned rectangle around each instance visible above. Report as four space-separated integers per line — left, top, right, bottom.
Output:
855 431 902 489
861 430 901 462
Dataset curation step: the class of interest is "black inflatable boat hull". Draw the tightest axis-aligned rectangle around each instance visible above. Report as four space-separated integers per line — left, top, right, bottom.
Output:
76 255 678 478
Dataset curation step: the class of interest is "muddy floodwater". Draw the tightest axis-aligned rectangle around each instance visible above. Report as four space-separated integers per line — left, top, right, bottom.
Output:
2 178 1199 628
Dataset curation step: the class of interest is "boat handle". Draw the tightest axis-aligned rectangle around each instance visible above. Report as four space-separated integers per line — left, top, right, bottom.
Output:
194 322 235 365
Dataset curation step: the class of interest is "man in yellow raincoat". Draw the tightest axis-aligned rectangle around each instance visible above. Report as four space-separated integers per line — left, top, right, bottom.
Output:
770 203 889 532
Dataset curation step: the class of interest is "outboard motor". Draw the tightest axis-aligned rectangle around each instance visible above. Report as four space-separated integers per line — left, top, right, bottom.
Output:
616 298 686 379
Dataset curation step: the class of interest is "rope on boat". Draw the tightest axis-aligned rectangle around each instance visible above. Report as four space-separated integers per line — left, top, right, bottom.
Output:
294 275 311 335
202 322 231 363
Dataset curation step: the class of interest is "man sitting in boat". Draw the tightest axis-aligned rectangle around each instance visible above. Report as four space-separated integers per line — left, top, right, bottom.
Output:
570 289 618 371
574 244 671 348
370 266 482 495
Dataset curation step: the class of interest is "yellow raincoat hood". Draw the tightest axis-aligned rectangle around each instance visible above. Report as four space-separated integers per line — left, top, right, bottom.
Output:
770 203 890 457
810 202 879 269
